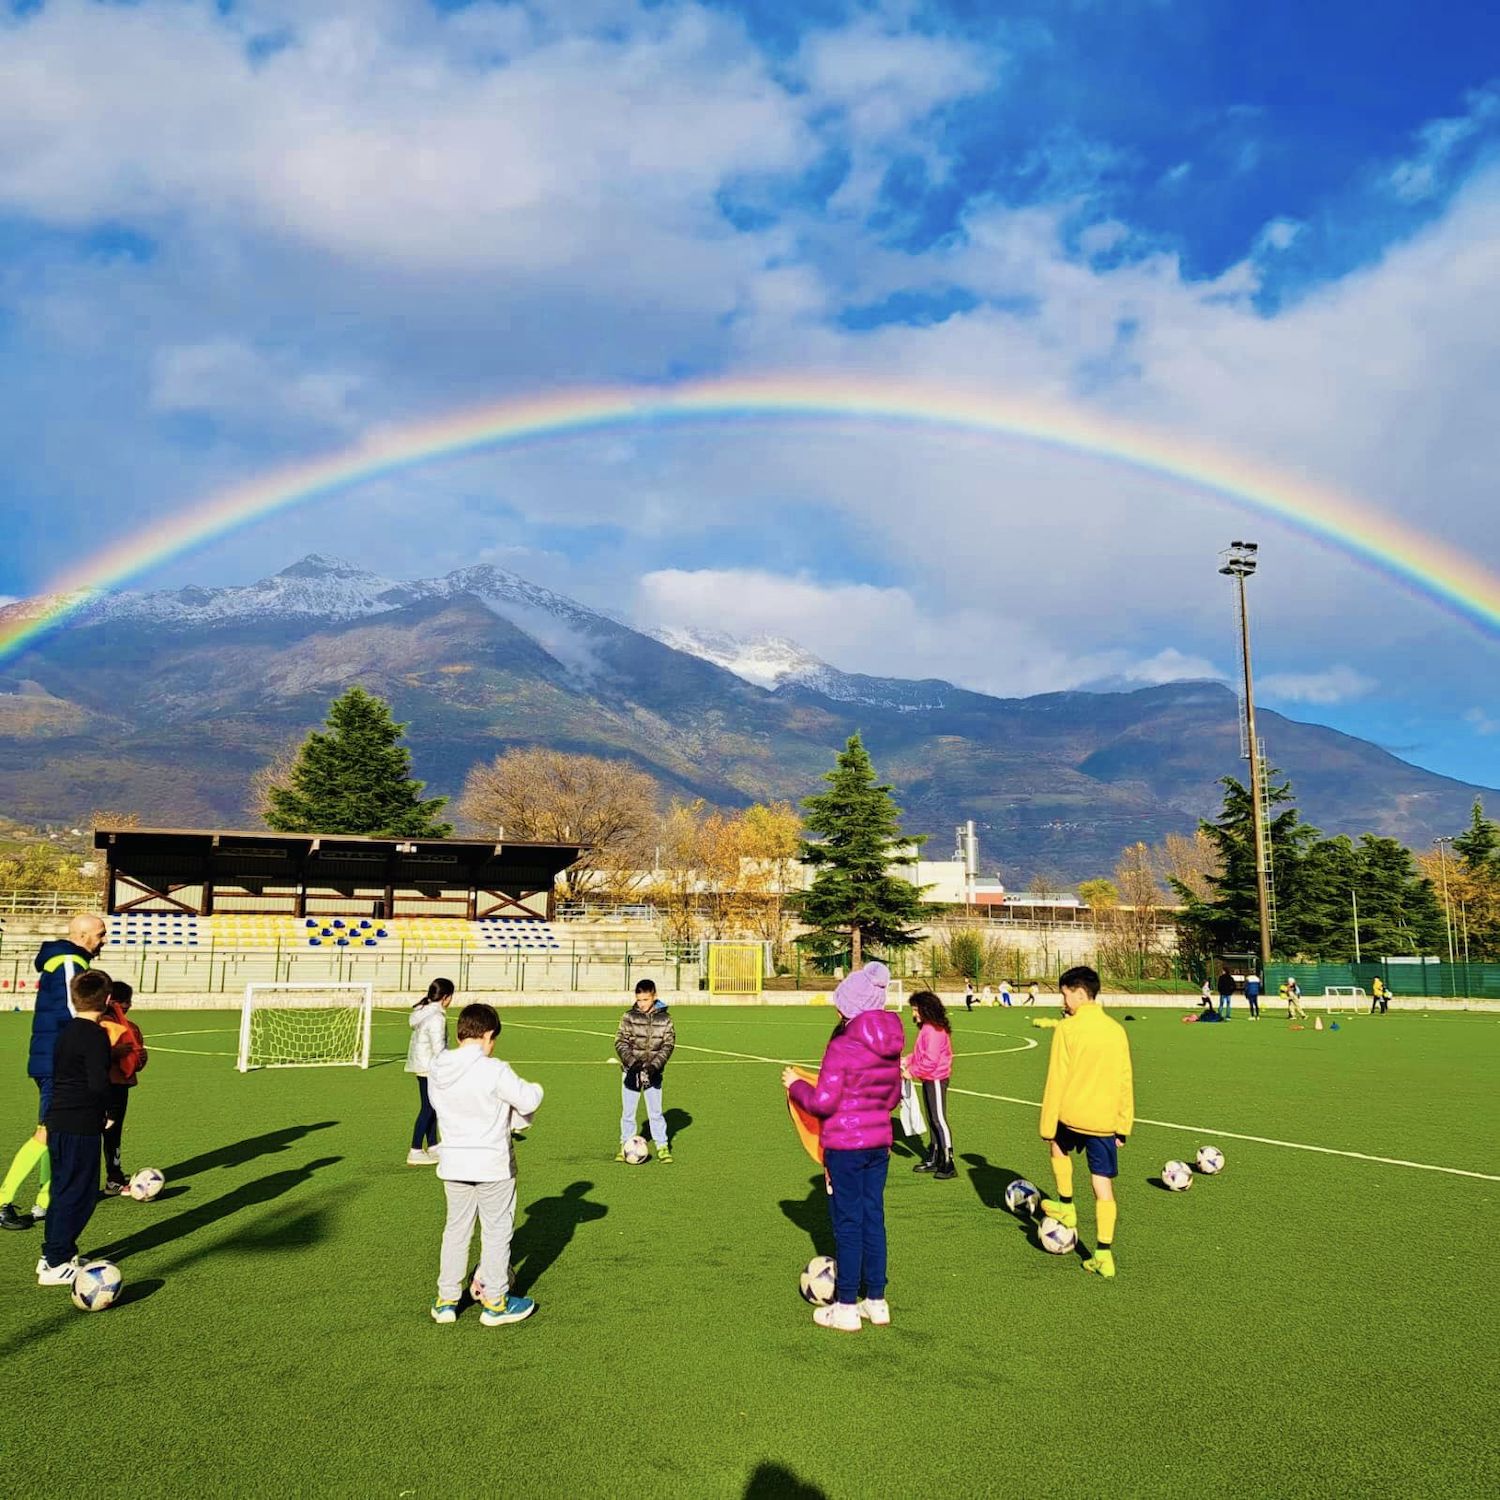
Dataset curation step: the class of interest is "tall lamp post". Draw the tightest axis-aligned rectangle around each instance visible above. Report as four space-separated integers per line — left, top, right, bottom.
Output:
1220 541 1272 971
1433 836 1457 965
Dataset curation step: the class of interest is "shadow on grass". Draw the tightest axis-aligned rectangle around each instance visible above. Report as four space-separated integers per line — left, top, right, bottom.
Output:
779 1174 834 1259
163 1122 338 1181
90 1156 343 1263
744 1463 828 1499
959 1153 1032 1211
663 1107 693 1140
112 1276 164 1309
511 1180 608 1296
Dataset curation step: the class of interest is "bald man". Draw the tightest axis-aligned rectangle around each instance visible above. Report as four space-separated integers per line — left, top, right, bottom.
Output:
0 913 107 1232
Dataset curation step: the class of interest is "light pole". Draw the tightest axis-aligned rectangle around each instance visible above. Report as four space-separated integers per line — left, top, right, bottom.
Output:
1433 836 1456 965
1220 541 1272 971
1351 887 1361 964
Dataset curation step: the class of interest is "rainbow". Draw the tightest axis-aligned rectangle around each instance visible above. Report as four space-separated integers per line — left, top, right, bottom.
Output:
3 373 1498 663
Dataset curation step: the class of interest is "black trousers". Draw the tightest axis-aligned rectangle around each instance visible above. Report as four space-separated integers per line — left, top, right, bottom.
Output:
103 1083 130 1185
921 1078 954 1163
42 1130 100 1266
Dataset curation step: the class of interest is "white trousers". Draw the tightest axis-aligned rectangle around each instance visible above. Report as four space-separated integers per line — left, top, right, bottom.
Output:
621 1080 668 1145
438 1177 517 1303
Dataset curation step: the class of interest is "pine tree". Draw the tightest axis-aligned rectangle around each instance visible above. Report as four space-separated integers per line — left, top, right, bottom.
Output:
792 734 926 967
1452 798 1499 876
264 687 452 837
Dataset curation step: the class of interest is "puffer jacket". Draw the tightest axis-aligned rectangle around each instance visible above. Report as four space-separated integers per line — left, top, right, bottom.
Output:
29 940 96 1080
101 1000 148 1087
906 1023 953 1082
406 1002 448 1076
614 1002 676 1072
789 1009 905 1151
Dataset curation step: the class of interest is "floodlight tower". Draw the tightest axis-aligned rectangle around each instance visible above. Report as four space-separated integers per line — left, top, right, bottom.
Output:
1219 541 1272 971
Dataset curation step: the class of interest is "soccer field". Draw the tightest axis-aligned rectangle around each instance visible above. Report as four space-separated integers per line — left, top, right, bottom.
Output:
5 1004 1497 1499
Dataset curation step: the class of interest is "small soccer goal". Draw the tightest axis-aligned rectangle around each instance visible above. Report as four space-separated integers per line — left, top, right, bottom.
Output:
885 978 905 1009
706 943 765 996
1322 985 1366 1014
237 983 374 1072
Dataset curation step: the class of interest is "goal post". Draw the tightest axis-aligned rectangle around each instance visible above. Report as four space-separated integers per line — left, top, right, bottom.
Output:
1322 985 1365 1014
237 983 374 1072
706 943 764 996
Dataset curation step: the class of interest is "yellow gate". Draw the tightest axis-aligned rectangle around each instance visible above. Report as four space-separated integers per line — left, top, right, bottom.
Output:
707 943 764 996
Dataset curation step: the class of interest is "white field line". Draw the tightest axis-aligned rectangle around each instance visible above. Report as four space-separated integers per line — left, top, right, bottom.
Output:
948 1085 1500 1183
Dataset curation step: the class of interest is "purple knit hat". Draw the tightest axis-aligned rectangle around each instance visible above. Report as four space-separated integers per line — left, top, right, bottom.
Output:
833 961 890 1019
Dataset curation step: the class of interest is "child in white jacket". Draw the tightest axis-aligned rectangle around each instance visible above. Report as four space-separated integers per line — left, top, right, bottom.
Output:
426 1002 543 1328
405 978 454 1165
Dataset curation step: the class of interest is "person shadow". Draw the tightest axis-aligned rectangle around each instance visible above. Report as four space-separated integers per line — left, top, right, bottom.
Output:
163 1122 338 1181
663 1107 693 1140
959 1153 1032 1211
510 1181 608 1296
744 1462 828 1498
779 1173 834 1258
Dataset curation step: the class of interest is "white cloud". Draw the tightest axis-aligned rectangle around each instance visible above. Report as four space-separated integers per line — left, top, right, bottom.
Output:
151 340 364 435
1464 707 1500 737
1258 666 1376 705
1123 649 1224 685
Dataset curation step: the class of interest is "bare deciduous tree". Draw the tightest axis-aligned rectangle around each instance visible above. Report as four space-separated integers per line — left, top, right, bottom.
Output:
459 748 662 901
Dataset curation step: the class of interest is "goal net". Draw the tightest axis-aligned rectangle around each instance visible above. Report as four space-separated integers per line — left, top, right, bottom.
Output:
237 983 374 1072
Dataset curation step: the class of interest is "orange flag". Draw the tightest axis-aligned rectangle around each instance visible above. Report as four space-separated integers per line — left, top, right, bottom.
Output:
785 1064 823 1165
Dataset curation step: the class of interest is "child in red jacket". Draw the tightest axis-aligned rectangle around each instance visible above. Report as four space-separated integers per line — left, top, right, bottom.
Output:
903 991 956 1179
100 980 148 1195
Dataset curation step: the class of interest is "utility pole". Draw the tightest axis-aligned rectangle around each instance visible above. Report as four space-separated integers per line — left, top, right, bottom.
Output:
1220 541 1272 971
1434 836 1456 965
1351 888 1360 963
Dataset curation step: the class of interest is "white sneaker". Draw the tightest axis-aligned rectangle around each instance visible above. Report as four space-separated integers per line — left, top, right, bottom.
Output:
406 1149 438 1166
856 1298 891 1326
30 1204 45 1221
813 1302 862 1332
36 1258 78 1287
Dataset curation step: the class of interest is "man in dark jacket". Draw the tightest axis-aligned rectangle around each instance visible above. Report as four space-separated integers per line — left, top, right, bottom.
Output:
0 913 107 1231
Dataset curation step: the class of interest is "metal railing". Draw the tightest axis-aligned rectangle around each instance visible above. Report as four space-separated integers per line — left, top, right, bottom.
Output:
0 890 95 917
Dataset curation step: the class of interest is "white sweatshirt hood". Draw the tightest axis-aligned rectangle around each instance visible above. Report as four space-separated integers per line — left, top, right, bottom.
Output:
427 1044 543 1182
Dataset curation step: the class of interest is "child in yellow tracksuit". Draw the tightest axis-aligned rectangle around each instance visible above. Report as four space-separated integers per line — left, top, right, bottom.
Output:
1038 965 1134 1279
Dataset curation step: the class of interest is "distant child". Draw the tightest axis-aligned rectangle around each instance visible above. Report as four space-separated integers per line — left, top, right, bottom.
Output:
1200 979 1214 1011
425 1002 542 1327
406 978 454 1165
1039 966 1134 1280
37 969 114 1286
783 962 904 1332
1245 971 1262 1020
1024 983 1039 1006
964 978 976 1012
1285 977 1307 1021
100 980 148 1195
980 984 994 1007
999 980 1013 1007
1370 977 1388 1015
903 991 955 1179
614 980 676 1162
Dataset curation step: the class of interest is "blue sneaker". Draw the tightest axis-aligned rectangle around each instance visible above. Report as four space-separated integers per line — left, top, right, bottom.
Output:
430 1299 458 1324
480 1293 536 1328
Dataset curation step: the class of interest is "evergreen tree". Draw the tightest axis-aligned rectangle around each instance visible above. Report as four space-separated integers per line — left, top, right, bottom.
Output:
792 734 926 967
1452 798 1499 876
264 687 452 837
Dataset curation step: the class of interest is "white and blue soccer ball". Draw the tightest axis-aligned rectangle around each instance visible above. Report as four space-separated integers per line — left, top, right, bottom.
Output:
1195 1146 1225 1175
1038 1217 1077 1255
1004 1178 1042 1217
1162 1160 1193 1191
129 1167 165 1202
71 1259 123 1312
622 1135 650 1165
799 1255 838 1305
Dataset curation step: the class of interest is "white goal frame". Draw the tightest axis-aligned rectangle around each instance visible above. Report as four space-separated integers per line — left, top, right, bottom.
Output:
1322 985 1366 1014
237 982 374 1072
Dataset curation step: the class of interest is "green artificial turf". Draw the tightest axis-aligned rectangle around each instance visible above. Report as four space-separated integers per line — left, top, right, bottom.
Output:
4 1004 1497 1499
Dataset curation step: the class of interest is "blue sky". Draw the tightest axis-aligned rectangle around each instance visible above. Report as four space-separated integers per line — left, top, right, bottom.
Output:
0 0 1498 787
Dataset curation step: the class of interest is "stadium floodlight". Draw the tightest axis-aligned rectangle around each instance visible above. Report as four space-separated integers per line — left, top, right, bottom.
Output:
1433 837 1457 965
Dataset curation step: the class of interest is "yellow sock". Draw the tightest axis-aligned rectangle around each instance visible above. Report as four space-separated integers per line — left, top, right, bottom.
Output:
34 1150 51 1212
1051 1154 1074 1200
0 1137 45 1205
1097 1198 1118 1246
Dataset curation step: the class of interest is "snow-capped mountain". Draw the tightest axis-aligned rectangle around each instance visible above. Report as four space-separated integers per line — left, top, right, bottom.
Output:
650 625 956 711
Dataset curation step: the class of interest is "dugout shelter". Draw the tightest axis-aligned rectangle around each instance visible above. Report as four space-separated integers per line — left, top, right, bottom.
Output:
95 827 582 923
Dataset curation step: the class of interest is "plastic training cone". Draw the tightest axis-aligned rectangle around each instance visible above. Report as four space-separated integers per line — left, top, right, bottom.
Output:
1314 1015 1323 1031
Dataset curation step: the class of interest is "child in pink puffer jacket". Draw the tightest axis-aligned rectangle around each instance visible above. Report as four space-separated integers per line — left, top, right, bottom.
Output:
783 962 904 1333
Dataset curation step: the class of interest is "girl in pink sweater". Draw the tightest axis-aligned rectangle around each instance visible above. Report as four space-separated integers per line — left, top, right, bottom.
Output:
903 991 955 1180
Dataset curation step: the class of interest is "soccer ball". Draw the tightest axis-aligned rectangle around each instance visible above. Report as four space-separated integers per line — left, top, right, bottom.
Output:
1003 1178 1041 1217
71 1259 123 1312
1038 1217 1077 1255
1162 1160 1193 1191
1195 1146 1225 1175
622 1135 650 1165
129 1167 165 1202
799 1255 837 1305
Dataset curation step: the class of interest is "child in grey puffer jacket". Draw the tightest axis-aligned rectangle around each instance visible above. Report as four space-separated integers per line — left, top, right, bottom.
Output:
614 979 675 1162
